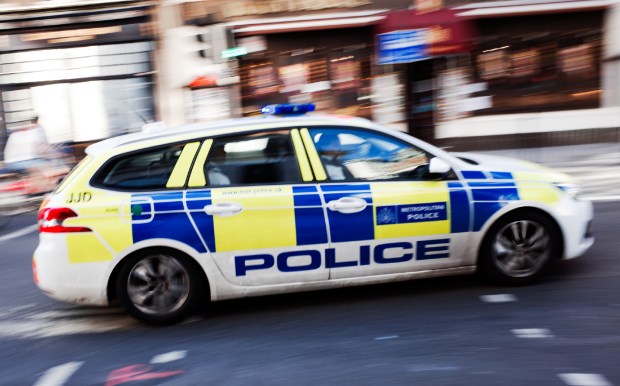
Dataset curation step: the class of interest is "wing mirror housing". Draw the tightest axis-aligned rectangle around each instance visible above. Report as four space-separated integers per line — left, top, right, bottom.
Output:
429 157 451 174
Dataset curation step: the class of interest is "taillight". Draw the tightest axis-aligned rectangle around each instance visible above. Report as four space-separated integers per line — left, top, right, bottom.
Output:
38 207 91 233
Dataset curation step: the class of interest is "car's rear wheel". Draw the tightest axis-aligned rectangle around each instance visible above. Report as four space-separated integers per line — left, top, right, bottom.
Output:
479 211 561 285
117 250 202 325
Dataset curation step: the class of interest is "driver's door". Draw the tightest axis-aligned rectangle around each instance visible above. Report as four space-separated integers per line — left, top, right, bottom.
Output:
303 127 471 280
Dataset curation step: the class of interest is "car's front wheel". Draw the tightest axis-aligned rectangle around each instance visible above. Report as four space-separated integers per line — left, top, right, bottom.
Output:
117 250 202 325
479 211 561 285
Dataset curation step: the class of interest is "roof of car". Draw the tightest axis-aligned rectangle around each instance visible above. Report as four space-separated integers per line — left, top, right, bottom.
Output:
86 114 376 156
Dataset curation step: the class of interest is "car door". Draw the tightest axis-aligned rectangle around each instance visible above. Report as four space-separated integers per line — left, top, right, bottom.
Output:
185 129 330 287
301 127 471 280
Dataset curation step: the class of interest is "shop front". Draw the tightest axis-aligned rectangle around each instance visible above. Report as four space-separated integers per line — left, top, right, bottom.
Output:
205 0 416 119
471 11 603 116
376 8 476 143
435 1 616 149
236 28 375 118
0 1 155 157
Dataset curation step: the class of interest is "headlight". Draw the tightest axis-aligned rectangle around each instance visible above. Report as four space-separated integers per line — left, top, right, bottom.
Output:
554 182 582 199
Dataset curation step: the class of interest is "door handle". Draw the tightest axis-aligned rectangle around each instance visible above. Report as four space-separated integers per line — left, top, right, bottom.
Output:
204 202 243 217
327 197 367 214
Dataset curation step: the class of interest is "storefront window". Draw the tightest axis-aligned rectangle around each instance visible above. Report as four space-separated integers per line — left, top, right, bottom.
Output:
466 13 603 116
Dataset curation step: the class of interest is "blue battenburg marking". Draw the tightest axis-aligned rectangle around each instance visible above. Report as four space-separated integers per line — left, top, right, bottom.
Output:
448 181 470 233
186 190 211 200
491 171 513 180
376 202 447 225
469 182 519 202
474 202 508 231
130 202 152 222
292 185 318 193
185 189 215 252
132 192 207 253
465 180 520 231
154 200 184 212
293 186 328 245
461 171 487 179
321 184 374 243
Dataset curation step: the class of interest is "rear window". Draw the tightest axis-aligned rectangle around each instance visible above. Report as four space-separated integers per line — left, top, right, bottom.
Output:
93 144 184 190
55 155 93 193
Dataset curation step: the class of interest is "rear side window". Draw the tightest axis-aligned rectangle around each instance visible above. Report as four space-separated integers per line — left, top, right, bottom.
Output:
204 131 302 187
93 144 185 190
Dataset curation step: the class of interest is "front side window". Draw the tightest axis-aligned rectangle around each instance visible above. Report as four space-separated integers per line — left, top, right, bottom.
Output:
309 128 430 181
204 130 302 186
94 144 186 190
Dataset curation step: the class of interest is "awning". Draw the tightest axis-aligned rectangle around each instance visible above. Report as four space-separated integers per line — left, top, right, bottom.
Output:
454 0 615 18
376 8 476 55
229 10 388 36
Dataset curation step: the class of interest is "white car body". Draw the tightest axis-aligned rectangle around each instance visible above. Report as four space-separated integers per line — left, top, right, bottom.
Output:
33 112 594 323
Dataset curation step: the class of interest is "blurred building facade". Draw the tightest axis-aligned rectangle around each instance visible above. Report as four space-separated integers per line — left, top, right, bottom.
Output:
0 0 156 157
1 0 619 159
436 0 620 149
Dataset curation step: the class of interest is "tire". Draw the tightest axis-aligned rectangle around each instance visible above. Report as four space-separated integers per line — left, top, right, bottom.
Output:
478 211 561 285
116 249 203 325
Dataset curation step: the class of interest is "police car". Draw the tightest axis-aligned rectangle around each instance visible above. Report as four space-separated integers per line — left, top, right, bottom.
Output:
34 103 594 325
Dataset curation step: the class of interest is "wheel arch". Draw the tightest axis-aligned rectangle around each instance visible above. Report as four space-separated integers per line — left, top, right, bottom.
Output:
476 206 565 265
107 245 211 306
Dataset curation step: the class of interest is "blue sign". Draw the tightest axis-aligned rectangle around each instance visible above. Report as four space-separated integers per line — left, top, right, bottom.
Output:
377 29 429 65
377 202 448 225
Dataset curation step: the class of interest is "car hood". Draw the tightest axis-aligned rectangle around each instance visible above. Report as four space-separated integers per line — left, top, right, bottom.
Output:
451 152 577 184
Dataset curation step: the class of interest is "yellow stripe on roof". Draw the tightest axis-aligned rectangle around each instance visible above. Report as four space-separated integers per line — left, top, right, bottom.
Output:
290 129 314 182
300 128 327 181
188 139 213 188
166 142 200 188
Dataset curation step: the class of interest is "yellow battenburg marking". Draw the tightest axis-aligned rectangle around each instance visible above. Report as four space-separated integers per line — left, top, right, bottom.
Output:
300 128 327 181
188 139 213 187
67 233 114 263
61 149 133 262
371 181 450 239
290 129 314 182
212 186 296 252
64 194 133 259
513 172 562 204
167 142 200 188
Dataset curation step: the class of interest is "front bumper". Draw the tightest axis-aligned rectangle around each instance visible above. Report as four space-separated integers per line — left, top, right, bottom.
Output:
555 198 594 260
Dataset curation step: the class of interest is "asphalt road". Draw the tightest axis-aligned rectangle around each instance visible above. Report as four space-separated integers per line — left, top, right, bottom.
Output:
0 202 618 386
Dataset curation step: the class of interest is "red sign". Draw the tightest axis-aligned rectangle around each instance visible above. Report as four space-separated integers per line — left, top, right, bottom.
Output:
377 9 475 55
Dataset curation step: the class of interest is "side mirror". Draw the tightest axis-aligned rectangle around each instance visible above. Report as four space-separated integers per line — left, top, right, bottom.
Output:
429 157 451 174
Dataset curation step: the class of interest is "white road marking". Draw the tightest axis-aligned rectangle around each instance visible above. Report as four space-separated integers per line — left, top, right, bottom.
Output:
511 328 554 338
375 335 399 340
0 224 38 243
34 362 83 386
150 350 187 364
558 373 612 386
480 294 517 303
0 308 139 338
27 308 124 319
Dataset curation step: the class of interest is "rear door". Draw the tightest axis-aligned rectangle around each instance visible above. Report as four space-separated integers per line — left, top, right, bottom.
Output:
186 129 330 286
301 127 471 280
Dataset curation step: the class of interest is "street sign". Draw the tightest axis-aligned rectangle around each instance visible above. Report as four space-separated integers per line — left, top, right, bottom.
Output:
377 29 429 65
221 47 247 58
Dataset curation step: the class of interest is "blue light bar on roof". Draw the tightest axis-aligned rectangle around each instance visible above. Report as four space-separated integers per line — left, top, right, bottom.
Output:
261 103 316 116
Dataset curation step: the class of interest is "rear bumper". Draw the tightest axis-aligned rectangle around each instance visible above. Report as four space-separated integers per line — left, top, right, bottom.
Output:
34 233 110 306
